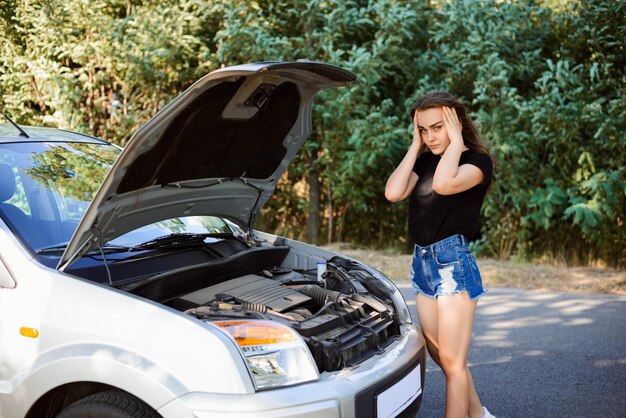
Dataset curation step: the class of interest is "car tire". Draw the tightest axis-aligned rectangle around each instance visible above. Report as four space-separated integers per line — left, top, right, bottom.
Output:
57 390 161 418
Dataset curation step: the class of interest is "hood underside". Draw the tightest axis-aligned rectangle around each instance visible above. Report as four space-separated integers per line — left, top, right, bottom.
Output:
59 61 357 270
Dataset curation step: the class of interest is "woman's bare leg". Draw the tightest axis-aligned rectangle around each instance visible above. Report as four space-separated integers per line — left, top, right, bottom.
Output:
415 294 484 418
437 292 478 418
415 294 440 358
467 367 484 418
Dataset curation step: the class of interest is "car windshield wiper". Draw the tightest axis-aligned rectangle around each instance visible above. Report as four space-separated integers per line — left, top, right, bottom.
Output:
132 232 237 250
37 232 244 255
36 243 131 255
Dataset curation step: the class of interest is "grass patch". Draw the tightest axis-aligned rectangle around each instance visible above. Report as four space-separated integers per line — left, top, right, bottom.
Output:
322 244 626 295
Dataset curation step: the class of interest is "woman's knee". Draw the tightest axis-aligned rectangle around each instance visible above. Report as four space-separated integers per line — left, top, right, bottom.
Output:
438 351 467 374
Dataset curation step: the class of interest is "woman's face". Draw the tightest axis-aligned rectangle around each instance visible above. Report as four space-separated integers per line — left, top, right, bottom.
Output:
415 107 450 155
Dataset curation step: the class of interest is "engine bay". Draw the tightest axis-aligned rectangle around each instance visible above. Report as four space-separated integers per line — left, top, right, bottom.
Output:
75 236 404 374
178 256 401 372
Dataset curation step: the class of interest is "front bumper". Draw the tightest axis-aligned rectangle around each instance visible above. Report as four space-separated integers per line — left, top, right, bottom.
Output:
158 325 426 418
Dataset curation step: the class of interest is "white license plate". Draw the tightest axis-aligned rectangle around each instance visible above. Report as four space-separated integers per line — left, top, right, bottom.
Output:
376 364 422 418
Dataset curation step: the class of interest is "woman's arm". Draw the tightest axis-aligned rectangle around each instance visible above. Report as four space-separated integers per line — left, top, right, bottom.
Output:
385 114 422 202
432 106 484 195
384 145 420 202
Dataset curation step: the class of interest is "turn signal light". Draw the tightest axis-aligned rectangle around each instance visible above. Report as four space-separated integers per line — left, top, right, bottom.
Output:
213 321 298 346
20 327 39 338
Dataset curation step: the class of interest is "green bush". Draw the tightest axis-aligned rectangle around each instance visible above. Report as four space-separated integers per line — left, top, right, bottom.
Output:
1 0 624 266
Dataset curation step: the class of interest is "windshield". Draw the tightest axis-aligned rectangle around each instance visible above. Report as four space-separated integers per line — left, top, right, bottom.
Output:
109 216 235 247
0 142 236 264
0 142 118 252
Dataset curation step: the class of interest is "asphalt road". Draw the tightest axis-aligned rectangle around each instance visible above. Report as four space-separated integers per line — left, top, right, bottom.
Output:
394 284 626 418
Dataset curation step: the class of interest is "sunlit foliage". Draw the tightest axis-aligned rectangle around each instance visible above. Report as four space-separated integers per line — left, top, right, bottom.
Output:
1 0 624 266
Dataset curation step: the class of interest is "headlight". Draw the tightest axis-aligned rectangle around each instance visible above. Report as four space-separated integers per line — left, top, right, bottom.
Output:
213 320 319 390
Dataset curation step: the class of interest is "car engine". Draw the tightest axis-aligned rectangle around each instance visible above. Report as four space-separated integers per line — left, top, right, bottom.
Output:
180 257 401 372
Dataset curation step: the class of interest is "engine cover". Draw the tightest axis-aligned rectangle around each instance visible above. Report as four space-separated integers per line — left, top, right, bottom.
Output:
178 274 311 312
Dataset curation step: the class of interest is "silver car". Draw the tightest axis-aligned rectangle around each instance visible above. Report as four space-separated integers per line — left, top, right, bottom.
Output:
0 61 425 418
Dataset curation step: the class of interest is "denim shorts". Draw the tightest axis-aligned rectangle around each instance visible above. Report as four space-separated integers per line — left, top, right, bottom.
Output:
410 234 486 300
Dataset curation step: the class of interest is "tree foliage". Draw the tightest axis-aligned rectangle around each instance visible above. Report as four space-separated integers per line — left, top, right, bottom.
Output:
1 0 624 266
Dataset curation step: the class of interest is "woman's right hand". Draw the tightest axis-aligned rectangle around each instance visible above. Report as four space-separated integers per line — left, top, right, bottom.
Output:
412 112 423 149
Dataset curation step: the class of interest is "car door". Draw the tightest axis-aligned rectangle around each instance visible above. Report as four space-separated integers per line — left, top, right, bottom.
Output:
0 253 16 390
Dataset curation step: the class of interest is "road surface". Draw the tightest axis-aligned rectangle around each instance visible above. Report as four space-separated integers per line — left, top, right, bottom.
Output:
394 284 626 418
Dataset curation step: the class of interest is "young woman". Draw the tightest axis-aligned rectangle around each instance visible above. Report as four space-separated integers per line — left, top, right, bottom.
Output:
385 92 494 418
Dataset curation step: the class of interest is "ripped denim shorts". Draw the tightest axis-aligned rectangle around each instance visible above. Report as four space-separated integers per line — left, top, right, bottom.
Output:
410 234 486 300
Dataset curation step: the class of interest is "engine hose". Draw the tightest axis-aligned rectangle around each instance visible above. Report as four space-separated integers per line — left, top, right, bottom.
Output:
300 285 345 305
326 265 359 293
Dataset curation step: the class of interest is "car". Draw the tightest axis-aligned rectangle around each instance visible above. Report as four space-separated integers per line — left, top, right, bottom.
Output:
0 61 426 418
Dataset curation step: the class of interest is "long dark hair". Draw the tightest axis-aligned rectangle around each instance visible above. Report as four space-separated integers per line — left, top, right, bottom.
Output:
409 91 492 159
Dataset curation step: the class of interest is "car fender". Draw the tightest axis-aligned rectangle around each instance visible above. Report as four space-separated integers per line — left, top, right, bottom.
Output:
8 343 187 417
0 240 255 415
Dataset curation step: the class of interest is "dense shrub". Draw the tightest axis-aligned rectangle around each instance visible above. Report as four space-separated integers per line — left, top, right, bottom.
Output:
1 0 624 266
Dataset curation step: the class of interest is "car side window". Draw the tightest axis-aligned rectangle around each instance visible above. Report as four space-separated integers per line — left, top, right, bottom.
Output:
0 255 16 288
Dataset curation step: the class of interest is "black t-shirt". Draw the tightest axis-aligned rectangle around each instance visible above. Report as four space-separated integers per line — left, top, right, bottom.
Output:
408 150 492 246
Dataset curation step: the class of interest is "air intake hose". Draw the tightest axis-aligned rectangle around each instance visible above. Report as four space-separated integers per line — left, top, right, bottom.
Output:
300 285 345 305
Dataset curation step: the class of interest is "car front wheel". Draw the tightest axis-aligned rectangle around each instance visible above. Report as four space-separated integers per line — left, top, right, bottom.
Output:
57 390 160 418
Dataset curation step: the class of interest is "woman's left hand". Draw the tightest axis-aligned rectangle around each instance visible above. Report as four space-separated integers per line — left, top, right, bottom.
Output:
442 106 463 147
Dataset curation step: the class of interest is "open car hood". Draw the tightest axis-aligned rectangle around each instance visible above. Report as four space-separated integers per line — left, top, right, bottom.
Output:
58 61 357 270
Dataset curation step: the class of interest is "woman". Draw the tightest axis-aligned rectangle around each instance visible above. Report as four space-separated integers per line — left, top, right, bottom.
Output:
385 92 494 418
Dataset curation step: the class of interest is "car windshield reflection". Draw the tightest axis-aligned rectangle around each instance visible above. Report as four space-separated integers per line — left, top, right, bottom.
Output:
109 216 236 248
0 142 119 253
0 142 235 265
